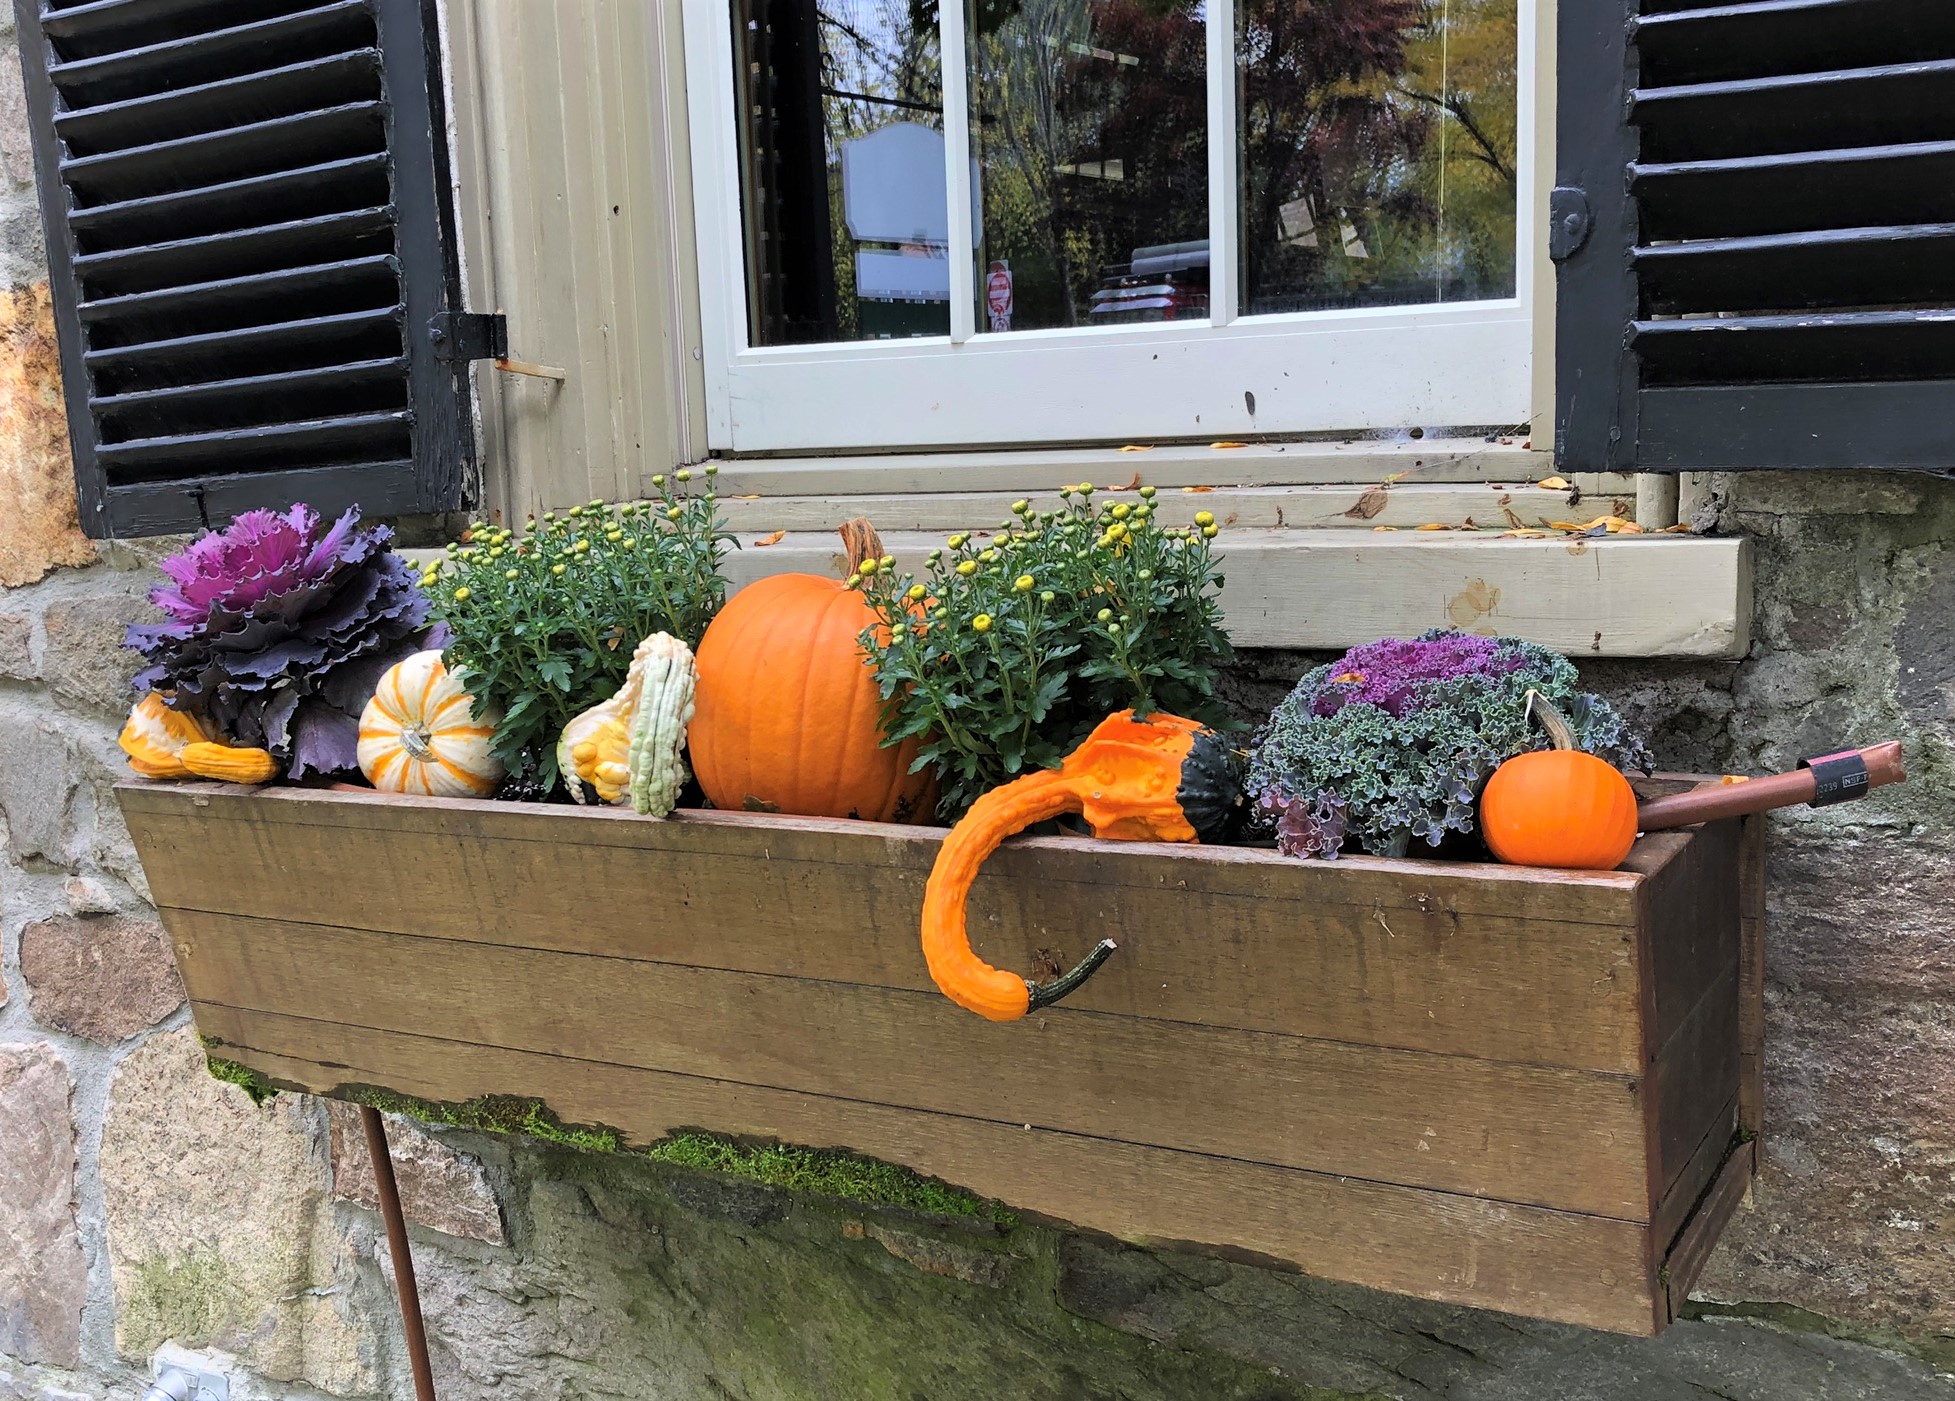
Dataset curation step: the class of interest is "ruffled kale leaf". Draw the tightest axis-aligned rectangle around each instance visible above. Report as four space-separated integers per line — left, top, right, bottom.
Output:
124 505 433 779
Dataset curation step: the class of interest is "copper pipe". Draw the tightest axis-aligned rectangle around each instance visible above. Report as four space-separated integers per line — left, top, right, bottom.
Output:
1638 742 1905 832
361 1107 438 1401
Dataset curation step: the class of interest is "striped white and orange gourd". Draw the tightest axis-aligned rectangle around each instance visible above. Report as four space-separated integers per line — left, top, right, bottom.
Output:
357 650 505 797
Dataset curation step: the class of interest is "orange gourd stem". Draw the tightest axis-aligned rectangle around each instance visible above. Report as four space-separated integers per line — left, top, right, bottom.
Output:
920 768 1117 1022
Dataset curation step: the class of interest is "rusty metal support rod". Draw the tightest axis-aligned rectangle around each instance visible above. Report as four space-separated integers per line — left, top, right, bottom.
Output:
361 1106 437 1401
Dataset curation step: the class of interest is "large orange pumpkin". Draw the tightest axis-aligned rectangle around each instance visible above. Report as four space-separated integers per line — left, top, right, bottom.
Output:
1481 690 1639 870
689 519 936 823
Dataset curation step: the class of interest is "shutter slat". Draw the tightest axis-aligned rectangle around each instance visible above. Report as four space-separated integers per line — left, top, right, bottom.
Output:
1632 141 1955 240
67 154 391 245
1635 223 1955 314
1634 310 1955 384
96 411 414 474
104 461 427 535
1633 60 1955 162
84 306 404 374
91 357 408 418
78 255 398 324
59 102 388 202
1634 0 1955 85
55 52 381 155
18 0 472 532
49 2 372 102
72 206 396 297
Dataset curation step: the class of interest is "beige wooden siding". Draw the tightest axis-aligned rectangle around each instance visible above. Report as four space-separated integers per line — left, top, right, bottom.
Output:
445 0 707 524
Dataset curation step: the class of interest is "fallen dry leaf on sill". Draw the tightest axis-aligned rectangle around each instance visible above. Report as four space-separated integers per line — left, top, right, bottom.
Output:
1181 485 1216 493
1382 471 1409 485
1372 525 1399 532
1499 530 1552 539
1209 440 1248 449
1535 475 1570 491
1116 471 1142 490
752 530 787 547
1415 522 1450 531
1501 506 1526 529
1663 523 1693 533
1618 522 1646 534
735 493 762 500
1344 487 1390 520
1119 444 1153 453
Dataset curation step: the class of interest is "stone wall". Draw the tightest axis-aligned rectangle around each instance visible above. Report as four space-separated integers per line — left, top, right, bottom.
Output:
2 14 1952 1398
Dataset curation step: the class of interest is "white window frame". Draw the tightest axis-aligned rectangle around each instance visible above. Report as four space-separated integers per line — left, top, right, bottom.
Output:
681 0 1541 455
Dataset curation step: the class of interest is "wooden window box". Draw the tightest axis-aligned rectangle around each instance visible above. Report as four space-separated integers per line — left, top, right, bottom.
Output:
119 781 1763 1336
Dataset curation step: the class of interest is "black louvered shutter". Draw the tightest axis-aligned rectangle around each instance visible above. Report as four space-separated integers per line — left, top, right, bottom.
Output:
1556 0 1955 474
13 0 474 537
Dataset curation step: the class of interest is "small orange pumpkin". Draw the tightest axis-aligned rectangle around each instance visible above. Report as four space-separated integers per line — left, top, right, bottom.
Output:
922 710 1242 1021
689 519 935 822
1480 690 1639 870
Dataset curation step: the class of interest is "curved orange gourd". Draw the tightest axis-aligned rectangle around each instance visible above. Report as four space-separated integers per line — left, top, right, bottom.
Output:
921 710 1241 1021
1481 691 1639 870
690 521 935 823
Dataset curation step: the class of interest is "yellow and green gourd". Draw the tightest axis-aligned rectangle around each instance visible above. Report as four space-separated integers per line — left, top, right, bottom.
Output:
558 632 697 817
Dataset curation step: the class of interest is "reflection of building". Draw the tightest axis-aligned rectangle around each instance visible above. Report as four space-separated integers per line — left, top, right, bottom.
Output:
842 123 952 338
1089 240 1210 323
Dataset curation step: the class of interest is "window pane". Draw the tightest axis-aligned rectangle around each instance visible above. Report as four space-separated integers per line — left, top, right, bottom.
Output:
1236 0 1517 316
967 0 1208 333
733 0 951 344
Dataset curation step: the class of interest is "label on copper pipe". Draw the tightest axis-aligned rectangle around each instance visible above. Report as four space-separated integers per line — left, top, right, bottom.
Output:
1799 750 1872 807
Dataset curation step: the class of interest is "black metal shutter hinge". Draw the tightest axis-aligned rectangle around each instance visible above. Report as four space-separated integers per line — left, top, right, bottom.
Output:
428 311 508 362
1549 187 1594 262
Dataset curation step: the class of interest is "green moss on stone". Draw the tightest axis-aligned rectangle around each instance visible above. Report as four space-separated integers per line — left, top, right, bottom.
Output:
328 1082 1009 1224
338 1086 626 1153
1683 1300 1955 1370
121 1250 228 1356
204 1056 278 1107
643 1131 1017 1228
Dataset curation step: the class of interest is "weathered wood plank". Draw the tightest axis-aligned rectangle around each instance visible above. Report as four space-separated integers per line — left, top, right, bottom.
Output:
715 529 1754 658
193 1005 1665 1335
1662 1139 1757 1325
122 785 1650 1071
1647 969 1741 1207
1736 813 1768 1138
1638 818 1744 1057
697 440 1600 494
714 482 1596 534
1650 1094 1738 1262
170 911 1652 1218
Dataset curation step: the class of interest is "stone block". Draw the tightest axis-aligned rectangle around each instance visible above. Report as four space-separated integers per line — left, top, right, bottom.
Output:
0 284 95 587
42 584 151 719
0 1042 85 1368
326 1102 506 1245
101 1026 379 1394
1695 988 1955 1340
21 913 183 1043
0 610 32 680
0 699 85 868
0 40 30 190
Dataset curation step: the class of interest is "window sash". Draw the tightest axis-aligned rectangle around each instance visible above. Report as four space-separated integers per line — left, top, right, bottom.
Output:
685 0 1541 453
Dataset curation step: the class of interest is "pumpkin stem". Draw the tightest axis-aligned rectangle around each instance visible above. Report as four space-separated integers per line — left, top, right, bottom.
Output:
1524 689 1579 751
838 517 885 576
1026 938 1118 1011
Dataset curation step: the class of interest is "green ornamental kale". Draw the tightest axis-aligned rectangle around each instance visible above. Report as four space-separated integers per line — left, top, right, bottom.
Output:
1246 629 1652 859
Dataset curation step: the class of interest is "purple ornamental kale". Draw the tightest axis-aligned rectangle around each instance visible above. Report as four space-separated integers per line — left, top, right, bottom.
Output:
125 505 433 779
1310 632 1528 717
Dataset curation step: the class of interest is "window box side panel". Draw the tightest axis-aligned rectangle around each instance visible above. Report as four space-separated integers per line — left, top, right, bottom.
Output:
118 782 1753 1334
